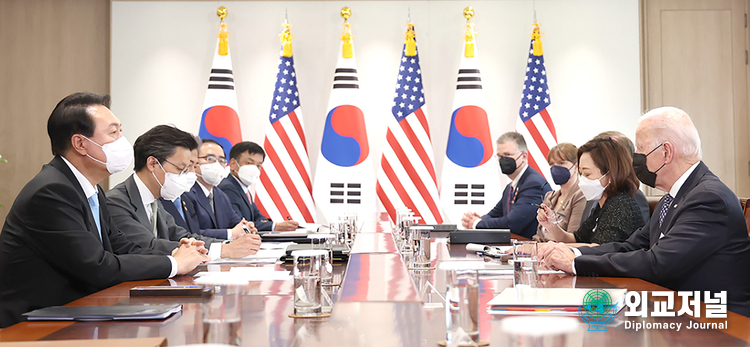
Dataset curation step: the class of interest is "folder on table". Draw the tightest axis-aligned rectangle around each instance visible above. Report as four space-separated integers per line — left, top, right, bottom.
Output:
22 304 182 321
487 288 627 316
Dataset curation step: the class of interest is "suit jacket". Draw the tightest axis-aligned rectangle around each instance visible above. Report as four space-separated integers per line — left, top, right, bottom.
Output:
477 166 552 238
534 184 587 242
218 176 273 231
581 189 651 225
184 183 242 239
106 174 221 254
576 162 750 317
0 157 171 328
160 195 200 235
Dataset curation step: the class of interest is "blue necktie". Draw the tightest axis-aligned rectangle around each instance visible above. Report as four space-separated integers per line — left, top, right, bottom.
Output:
173 197 185 220
88 192 102 242
659 194 674 227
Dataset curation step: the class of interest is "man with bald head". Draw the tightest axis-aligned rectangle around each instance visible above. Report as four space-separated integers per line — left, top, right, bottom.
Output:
540 106 750 316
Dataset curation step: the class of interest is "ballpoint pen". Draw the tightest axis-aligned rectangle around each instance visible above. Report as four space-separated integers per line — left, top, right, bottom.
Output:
531 203 567 217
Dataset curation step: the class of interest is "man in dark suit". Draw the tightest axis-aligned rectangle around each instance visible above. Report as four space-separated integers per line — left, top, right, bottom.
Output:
182 139 254 239
161 194 200 235
106 125 260 259
0 93 207 328
540 107 750 317
218 141 299 232
461 132 551 238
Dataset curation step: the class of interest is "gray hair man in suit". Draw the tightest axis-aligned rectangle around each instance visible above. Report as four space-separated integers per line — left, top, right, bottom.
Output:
540 106 750 317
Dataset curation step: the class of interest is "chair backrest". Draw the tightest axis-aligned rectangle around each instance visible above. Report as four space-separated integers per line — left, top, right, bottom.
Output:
740 198 750 235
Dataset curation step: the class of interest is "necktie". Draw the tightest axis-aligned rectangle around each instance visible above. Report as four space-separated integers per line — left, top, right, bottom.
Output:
246 191 253 204
506 185 514 214
173 197 185 220
87 193 102 243
208 190 215 213
659 194 674 227
151 201 159 236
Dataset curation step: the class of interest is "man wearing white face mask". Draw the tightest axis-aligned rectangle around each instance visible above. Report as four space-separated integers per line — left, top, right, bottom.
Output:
219 142 300 232
107 125 261 259
0 93 208 328
181 139 257 239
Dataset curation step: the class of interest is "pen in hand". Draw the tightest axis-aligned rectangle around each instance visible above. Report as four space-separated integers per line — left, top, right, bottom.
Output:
531 203 567 217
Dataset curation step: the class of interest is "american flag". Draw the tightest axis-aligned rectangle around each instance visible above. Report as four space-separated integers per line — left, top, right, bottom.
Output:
515 40 557 185
255 52 316 223
376 39 443 224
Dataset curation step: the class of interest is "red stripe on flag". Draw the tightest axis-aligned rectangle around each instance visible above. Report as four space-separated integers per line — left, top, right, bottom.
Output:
522 119 551 156
264 143 315 222
257 172 291 221
386 132 442 223
380 157 421 222
539 109 557 141
398 116 437 185
287 110 308 153
272 121 313 192
527 153 542 180
414 108 431 140
376 180 397 223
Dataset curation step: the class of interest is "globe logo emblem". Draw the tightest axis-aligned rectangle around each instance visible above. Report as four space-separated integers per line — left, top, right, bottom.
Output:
578 289 617 331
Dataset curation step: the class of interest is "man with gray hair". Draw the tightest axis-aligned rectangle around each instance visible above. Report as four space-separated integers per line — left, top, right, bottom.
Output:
540 106 750 316
461 132 551 238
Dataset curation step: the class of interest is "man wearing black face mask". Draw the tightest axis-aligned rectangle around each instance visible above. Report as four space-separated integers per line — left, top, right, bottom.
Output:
540 107 750 317
461 132 551 238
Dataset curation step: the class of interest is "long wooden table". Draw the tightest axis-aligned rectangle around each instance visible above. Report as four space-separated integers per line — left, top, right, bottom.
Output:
1 228 749 346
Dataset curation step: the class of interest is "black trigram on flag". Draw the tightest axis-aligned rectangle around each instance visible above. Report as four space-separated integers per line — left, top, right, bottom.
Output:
453 183 485 205
329 183 362 204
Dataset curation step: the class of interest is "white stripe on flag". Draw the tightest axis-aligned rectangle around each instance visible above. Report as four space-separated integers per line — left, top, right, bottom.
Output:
381 147 433 220
264 130 315 212
259 159 305 220
386 118 440 201
278 115 312 176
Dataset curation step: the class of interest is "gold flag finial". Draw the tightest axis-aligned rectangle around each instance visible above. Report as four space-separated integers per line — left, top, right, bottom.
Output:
341 6 352 21
531 23 544 56
463 7 476 58
217 6 228 21
280 23 295 57
463 6 474 21
404 23 417 57
217 7 231 56
340 7 354 58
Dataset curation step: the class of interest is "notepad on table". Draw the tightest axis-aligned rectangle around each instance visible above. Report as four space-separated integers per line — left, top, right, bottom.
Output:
487 288 627 316
23 304 182 321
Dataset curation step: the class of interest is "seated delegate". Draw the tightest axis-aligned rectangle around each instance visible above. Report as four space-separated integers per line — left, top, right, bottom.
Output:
533 142 586 242
537 137 644 245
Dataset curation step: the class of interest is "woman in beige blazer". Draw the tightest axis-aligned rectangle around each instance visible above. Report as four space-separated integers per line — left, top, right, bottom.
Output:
534 143 586 242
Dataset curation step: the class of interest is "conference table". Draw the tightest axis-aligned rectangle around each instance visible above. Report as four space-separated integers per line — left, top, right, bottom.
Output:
1 223 750 346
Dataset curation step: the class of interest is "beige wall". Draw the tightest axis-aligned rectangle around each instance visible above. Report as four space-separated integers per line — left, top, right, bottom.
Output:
0 0 110 225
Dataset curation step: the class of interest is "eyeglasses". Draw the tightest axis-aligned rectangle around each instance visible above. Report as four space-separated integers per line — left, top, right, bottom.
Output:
163 159 190 175
198 155 228 166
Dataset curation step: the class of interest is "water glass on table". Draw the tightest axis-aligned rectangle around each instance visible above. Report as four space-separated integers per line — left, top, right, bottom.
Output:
193 277 245 346
292 250 326 316
308 234 336 285
512 240 539 289
410 225 433 268
440 261 485 345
